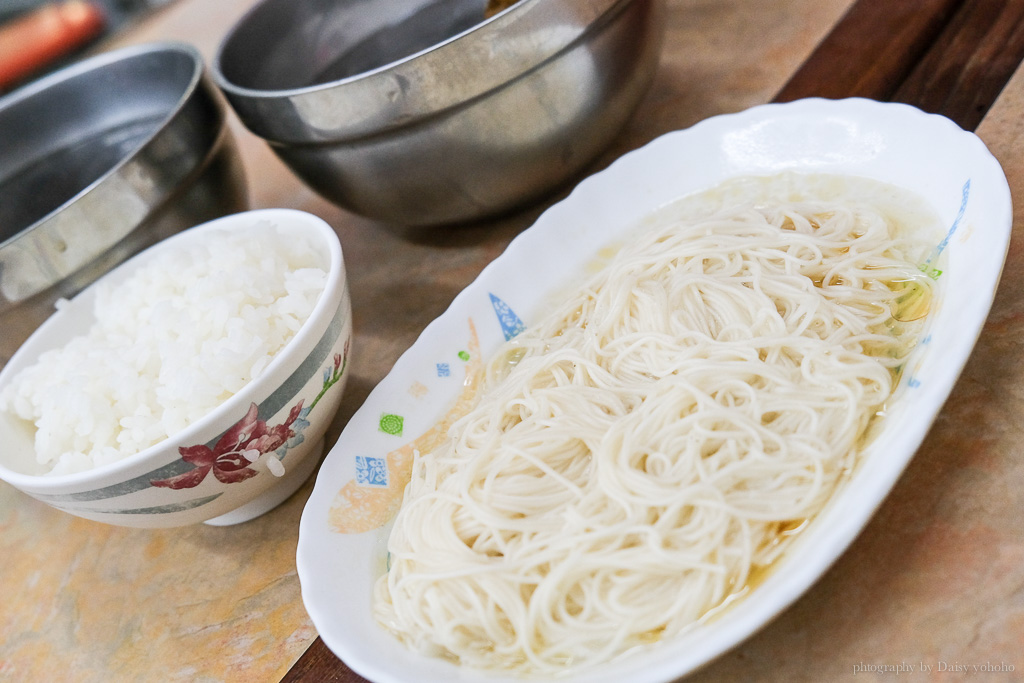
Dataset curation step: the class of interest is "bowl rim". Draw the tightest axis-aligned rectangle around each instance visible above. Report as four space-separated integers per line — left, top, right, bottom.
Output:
212 0 633 143
0 208 346 492
214 0 622 98
0 41 204 246
0 41 218 310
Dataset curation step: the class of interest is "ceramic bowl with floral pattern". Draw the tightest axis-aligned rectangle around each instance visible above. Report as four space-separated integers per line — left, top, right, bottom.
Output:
0 209 352 528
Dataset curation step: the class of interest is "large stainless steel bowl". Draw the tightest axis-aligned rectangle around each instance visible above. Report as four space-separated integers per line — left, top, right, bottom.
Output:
214 0 664 227
0 42 247 364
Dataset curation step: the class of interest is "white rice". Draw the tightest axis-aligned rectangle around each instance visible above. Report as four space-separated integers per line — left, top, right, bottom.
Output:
0 221 328 476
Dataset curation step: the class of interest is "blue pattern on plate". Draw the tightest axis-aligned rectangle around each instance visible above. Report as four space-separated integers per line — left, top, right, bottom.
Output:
489 293 526 341
355 456 389 487
925 178 971 267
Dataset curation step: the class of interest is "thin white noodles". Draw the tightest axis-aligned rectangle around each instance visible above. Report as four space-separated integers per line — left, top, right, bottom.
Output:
373 196 933 675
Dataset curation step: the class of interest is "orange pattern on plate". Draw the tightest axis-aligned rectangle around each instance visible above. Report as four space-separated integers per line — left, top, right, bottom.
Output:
327 319 481 534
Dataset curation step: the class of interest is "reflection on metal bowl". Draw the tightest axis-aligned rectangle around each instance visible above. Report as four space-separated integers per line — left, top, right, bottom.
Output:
0 41 247 364
214 0 664 227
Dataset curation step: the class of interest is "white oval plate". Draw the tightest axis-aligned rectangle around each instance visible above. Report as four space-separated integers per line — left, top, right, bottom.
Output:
296 98 1012 683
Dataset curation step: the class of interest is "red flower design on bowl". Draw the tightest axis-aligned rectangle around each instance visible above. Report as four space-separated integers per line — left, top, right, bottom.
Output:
151 400 304 490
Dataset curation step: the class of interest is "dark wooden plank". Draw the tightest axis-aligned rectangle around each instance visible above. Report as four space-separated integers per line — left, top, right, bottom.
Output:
777 0 1024 131
281 637 367 683
894 0 1024 129
775 0 965 101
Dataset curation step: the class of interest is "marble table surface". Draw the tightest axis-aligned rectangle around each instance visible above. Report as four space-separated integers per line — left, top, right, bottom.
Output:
3 0 1023 681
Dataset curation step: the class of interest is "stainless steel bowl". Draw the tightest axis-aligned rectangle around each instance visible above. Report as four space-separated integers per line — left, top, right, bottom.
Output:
214 0 664 227
0 42 247 364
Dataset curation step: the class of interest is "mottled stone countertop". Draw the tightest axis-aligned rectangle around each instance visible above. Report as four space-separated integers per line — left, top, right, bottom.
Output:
2 0 1023 681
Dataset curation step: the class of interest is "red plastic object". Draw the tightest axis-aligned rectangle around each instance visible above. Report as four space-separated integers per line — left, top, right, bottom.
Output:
0 1 106 91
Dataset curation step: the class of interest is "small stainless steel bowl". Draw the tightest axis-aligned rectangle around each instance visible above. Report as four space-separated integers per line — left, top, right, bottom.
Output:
0 42 247 363
214 0 664 227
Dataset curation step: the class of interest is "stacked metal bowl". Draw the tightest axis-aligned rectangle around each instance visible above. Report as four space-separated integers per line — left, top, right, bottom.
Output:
0 42 247 363
214 0 665 226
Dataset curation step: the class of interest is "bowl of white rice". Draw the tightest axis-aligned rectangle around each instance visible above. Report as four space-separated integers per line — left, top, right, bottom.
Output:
0 208 352 528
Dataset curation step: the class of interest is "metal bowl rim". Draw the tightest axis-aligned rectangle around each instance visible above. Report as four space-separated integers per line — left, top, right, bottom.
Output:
0 41 208 253
212 0 625 101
